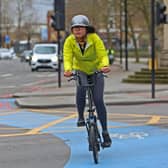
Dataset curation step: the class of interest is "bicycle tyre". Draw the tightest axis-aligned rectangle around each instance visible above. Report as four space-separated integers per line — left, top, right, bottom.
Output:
89 125 99 164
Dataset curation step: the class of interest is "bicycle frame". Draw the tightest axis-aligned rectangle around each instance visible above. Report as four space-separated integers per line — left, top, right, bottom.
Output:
85 80 102 164
69 71 103 164
86 86 101 140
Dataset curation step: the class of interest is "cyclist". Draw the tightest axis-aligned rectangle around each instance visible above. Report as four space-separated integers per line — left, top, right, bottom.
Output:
63 15 112 147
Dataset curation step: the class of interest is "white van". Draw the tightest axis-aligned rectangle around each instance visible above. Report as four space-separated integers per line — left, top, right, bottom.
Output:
31 43 58 71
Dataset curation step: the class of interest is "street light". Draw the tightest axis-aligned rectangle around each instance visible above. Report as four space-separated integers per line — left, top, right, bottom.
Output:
124 0 128 71
119 0 123 65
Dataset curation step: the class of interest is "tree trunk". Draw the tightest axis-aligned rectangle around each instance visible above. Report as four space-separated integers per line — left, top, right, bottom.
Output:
128 15 139 63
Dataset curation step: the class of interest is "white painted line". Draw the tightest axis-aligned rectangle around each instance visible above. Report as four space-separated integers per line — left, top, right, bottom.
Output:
0 86 16 89
1 73 13 77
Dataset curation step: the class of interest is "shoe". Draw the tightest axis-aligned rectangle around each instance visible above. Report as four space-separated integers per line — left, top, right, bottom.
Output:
77 118 85 127
102 131 112 148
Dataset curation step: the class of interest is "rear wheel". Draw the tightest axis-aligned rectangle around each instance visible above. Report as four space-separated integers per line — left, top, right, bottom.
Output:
89 125 99 164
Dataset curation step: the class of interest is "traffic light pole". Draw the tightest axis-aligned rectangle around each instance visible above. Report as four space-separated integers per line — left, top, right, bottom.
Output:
52 0 65 88
151 0 155 99
57 31 61 88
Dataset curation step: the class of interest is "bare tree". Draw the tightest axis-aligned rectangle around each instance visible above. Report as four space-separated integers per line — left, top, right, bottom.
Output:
1 0 14 35
112 0 150 62
15 0 33 40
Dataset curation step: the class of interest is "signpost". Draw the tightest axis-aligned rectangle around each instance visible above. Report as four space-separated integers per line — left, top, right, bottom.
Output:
5 35 10 44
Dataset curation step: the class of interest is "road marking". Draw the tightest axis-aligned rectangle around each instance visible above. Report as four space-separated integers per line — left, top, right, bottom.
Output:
0 111 167 138
0 110 21 116
27 110 168 119
0 127 26 130
1 73 13 77
26 113 77 135
0 102 11 109
22 82 40 86
110 132 149 139
29 109 77 114
109 112 168 119
147 116 161 124
0 113 77 137
43 124 144 134
0 86 16 89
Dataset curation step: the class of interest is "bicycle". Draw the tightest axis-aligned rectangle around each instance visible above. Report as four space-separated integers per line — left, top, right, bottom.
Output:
69 70 104 164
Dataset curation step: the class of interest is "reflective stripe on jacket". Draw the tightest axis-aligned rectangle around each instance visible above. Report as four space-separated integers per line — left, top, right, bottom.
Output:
63 33 109 75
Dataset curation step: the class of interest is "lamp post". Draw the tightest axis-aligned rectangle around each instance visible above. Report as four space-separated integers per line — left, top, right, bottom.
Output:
124 0 128 71
119 0 123 65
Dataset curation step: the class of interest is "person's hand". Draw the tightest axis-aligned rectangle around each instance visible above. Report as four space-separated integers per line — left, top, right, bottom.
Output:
101 66 111 73
64 71 73 77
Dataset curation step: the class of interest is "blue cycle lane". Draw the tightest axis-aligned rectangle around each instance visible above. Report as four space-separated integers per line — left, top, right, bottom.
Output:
0 99 168 168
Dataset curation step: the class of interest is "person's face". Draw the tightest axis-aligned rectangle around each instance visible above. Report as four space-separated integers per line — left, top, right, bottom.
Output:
72 26 87 39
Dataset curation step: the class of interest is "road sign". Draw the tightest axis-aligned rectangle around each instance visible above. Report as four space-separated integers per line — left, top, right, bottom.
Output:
5 35 10 44
41 27 48 41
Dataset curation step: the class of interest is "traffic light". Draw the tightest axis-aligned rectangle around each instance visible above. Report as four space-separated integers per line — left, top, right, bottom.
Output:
50 14 57 30
51 0 65 30
156 2 167 25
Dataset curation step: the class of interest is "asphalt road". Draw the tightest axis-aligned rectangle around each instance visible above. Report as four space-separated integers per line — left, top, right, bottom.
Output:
0 59 62 97
0 59 168 167
0 99 168 167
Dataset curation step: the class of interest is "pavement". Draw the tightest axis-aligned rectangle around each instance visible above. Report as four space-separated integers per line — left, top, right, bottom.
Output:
14 58 168 109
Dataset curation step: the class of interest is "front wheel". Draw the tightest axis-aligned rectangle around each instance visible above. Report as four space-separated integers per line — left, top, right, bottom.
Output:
89 125 99 164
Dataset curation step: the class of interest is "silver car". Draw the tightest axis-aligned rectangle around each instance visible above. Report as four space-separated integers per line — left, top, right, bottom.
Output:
31 43 58 71
0 48 13 59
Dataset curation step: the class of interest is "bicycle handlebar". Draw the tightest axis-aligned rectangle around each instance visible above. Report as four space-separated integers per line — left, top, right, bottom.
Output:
68 71 107 82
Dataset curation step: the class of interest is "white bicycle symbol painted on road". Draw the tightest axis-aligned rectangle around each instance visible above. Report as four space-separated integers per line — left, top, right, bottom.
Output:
110 132 149 139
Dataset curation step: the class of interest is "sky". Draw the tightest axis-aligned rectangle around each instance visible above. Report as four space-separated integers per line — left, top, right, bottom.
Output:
32 0 53 24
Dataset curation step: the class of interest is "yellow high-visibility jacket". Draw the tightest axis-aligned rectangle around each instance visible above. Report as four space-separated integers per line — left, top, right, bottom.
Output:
63 33 109 75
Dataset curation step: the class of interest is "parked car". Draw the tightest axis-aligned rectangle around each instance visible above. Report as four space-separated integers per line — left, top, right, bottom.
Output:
20 50 32 62
0 48 13 59
30 43 58 71
9 47 17 59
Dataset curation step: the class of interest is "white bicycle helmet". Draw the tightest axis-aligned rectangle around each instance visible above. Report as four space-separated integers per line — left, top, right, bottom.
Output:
71 15 90 28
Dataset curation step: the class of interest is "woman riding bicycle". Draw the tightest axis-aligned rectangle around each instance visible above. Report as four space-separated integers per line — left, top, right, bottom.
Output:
63 15 112 148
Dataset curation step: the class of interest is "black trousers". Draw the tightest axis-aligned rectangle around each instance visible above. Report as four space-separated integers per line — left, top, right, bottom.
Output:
76 72 108 132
